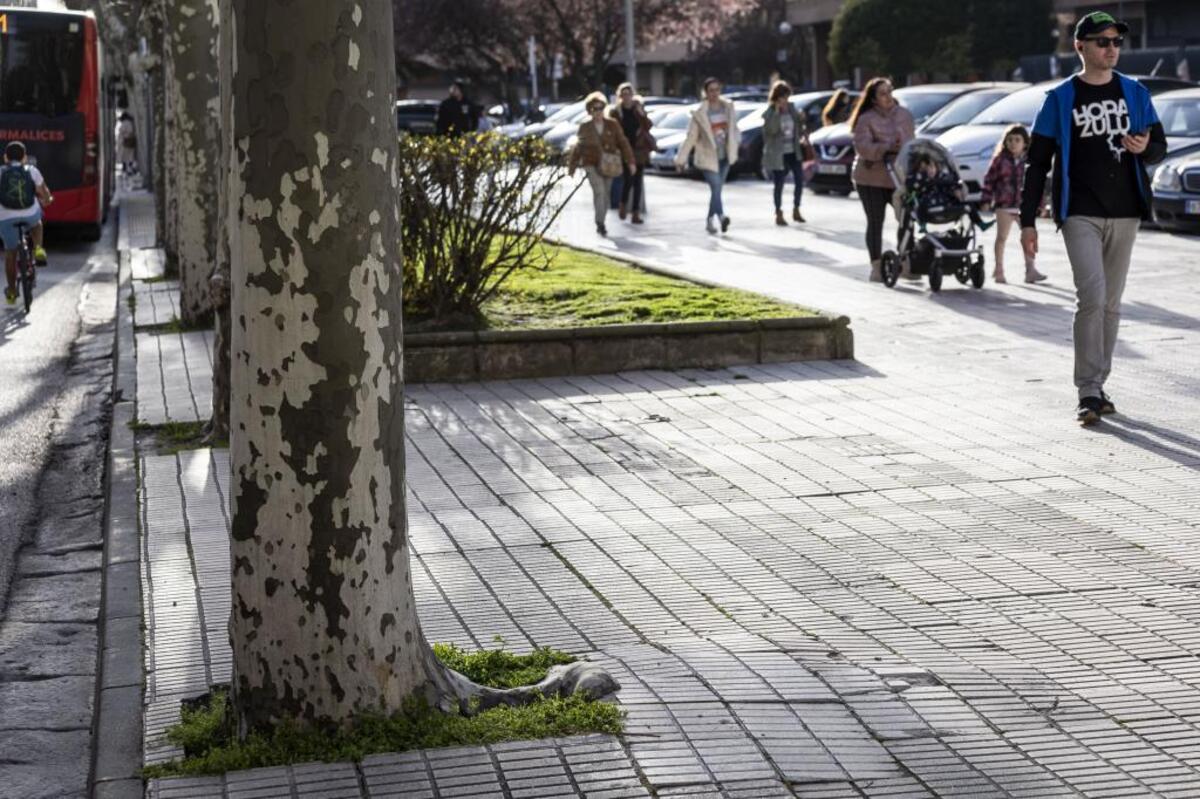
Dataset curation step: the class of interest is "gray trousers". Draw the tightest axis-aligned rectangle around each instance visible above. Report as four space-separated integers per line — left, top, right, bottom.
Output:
1062 216 1140 400
584 167 610 227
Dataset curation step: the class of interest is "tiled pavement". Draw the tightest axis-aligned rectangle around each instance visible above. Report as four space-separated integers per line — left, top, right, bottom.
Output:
134 329 214 426
133 280 182 329
132 182 1200 797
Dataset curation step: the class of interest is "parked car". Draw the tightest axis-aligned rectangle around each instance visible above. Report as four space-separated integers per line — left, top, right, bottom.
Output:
1151 148 1200 232
1152 87 1200 153
507 100 586 140
941 76 1194 201
916 83 1028 137
808 83 978 195
734 90 860 179
396 100 439 136
648 104 764 175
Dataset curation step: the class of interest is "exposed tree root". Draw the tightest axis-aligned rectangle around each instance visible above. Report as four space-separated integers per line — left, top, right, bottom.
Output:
424 647 621 715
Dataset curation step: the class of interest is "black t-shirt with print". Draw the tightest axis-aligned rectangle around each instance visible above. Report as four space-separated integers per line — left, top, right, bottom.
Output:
1067 76 1143 219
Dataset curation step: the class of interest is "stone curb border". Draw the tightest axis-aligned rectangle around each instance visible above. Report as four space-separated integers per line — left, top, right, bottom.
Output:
90 230 144 798
407 241 853 383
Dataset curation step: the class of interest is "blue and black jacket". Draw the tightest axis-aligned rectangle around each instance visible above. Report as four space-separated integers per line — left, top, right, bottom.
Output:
1019 72 1167 228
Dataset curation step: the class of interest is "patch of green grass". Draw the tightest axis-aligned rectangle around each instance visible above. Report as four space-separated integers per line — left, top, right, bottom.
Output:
433 642 575 689
155 420 208 454
480 244 813 330
160 315 211 334
141 645 622 779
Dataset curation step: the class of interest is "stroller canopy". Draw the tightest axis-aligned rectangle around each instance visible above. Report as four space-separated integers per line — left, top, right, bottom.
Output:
892 137 961 190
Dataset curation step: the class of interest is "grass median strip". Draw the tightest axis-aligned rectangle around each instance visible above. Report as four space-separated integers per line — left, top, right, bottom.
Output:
141 645 622 778
411 243 815 332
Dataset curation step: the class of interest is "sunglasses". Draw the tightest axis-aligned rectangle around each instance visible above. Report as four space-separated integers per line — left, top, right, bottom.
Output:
1086 35 1124 48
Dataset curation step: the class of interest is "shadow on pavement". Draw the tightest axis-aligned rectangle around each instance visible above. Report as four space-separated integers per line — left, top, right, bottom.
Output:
1088 415 1200 469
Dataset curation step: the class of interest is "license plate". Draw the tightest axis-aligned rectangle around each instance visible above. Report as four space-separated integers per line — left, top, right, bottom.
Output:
1186 199 1200 215
818 163 847 175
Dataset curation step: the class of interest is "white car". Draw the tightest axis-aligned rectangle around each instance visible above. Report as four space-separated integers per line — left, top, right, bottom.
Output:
937 82 1059 201
941 79 1200 202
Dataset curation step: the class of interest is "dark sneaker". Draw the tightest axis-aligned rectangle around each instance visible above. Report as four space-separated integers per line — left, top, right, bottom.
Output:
1076 396 1103 426
1099 391 1116 415
720 215 731 233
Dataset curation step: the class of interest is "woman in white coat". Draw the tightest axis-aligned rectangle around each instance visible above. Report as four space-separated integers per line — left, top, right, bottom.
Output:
675 77 739 234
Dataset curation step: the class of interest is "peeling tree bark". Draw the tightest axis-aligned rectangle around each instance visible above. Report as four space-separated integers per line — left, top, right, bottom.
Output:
227 0 617 733
207 0 232 443
228 0 434 732
162 0 218 323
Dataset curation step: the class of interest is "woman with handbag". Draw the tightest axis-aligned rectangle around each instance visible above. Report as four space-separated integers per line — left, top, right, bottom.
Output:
568 91 635 236
610 83 656 224
762 79 809 226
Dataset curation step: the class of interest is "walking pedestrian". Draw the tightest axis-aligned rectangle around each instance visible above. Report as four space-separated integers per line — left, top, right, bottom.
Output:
850 77 914 281
1020 10 1167 426
676 77 739 234
763 79 808 226
116 111 137 175
981 124 1044 284
567 91 635 237
822 88 853 127
611 83 654 224
435 80 479 137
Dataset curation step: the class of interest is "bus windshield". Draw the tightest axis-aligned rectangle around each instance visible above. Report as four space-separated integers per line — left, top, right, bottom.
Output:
0 12 84 117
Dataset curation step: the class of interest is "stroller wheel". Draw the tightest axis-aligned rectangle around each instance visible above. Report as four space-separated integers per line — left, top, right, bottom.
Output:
928 262 943 293
881 251 900 288
969 254 986 289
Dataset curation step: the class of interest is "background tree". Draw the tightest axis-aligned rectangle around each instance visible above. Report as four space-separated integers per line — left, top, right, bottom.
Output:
162 0 219 323
830 0 1052 83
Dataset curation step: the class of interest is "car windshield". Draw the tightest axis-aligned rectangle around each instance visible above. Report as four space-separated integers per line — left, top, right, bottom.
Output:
546 101 585 124
736 104 765 129
657 110 692 130
1156 97 1200 137
969 85 1050 125
894 90 962 124
922 90 1012 132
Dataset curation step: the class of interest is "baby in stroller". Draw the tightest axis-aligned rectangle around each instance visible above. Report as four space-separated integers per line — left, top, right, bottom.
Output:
906 152 992 233
878 139 989 292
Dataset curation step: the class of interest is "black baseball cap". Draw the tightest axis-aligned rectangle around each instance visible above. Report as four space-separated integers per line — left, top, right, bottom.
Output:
1074 11 1129 40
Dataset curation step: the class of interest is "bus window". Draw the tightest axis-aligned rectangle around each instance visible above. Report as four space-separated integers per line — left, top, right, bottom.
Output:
0 18 84 116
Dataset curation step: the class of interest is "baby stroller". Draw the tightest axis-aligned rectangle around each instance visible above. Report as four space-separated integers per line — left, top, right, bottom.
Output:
880 139 986 292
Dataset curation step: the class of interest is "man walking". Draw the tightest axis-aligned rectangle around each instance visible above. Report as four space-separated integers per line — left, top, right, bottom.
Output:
1021 11 1167 426
435 80 478 137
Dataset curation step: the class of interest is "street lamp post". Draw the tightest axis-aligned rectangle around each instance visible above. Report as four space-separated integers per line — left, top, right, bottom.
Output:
624 0 637 89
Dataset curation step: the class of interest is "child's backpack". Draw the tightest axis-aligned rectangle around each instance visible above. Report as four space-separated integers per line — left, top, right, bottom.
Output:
0 164 36 210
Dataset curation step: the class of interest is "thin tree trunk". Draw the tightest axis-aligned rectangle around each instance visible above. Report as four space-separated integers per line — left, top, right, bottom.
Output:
208 0 232 443
227 0 432 732
160 4 176 258
163 0 218 323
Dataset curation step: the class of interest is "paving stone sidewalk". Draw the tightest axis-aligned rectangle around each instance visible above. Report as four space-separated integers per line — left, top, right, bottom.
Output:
133 184 1200 797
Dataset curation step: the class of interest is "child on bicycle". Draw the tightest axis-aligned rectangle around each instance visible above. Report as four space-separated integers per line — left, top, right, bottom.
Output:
0 141 53 304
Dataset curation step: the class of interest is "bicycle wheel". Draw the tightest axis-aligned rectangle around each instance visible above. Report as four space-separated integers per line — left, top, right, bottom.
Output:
19 253 33 312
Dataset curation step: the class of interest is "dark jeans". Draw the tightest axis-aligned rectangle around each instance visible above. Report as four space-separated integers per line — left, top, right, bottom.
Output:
772 152 804 211
621 164 644 213
858 184 891 261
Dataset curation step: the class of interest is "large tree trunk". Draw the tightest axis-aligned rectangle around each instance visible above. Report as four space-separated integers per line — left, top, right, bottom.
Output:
162 0 218 323
227 0 431 732
226 0 618 734
207 0 232 443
